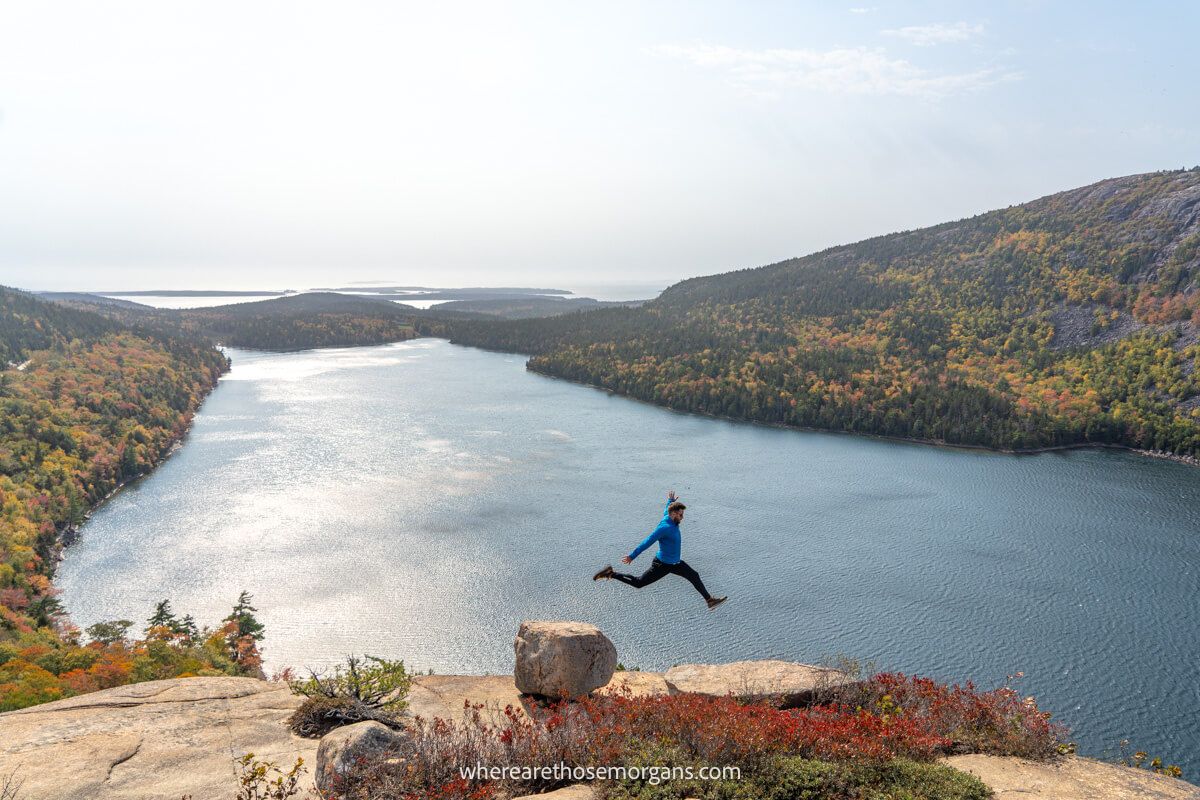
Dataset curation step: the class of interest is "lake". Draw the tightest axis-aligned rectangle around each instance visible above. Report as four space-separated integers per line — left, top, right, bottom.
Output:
56 339 1200 771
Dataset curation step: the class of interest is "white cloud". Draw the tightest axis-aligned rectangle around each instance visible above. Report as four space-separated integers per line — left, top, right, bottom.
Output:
849 7 873 13
651 42 1017 99
882 22 984 47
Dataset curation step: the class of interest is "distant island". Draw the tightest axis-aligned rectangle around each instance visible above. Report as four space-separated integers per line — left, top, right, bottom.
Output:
93 289 293 297
40 291 422 351
312 285 575 296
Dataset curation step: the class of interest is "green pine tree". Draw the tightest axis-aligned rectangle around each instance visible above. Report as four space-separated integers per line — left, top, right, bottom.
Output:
146 599 178 633
178 614 200 644
223 591 266 642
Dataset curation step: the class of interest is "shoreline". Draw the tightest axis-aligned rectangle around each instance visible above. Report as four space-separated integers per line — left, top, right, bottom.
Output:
54 363 227 563
498 350 1199 468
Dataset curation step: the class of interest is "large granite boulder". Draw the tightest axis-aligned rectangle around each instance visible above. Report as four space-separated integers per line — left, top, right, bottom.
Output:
514 621 617 699
316 720 411 795
663 659 851 707
0 676 315 800
944 754 1200 800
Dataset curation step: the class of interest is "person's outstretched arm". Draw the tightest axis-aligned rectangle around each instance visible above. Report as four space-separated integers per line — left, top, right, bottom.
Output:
626 526 664 564
662 489 680 518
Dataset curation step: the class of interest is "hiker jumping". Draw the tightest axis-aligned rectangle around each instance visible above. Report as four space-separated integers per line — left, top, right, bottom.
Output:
593 490 727 610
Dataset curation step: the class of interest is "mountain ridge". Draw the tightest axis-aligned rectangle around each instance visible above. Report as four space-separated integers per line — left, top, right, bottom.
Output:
441 168 1200 456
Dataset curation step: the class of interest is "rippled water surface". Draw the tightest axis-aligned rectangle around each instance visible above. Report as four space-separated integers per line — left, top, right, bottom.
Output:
58 340 1200 770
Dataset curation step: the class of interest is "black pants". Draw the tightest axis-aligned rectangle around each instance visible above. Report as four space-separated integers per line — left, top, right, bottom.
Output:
612 558 712 600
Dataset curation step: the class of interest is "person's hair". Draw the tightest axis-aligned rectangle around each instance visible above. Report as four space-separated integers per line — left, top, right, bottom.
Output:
669 502 686 514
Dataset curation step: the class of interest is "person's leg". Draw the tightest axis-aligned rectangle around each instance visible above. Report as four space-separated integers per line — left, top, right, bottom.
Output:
611 558 670 589
666 560 712 601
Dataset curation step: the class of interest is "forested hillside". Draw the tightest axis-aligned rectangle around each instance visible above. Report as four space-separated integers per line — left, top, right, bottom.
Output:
444 169 1200 456
0 288 264 709
0 289 122 365
48 292 421 351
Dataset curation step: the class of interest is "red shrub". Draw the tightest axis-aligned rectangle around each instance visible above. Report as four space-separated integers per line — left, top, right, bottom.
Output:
573 692 949 766
325 673 1066 799
834 672 1067 759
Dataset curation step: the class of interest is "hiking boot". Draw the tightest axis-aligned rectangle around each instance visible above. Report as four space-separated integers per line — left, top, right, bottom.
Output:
706 596 727 610
593 565 615 581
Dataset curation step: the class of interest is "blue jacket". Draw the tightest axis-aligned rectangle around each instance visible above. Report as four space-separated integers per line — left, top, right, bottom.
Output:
629 496 682 564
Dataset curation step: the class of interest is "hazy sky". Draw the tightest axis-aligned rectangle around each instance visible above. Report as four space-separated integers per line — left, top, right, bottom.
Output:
1 1 1197 292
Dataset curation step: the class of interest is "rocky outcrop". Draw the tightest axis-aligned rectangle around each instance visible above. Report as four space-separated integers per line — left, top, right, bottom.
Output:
0 670 674 800
316 720 410 795
0 676 315 800
663 659 851 707
944 754 1200 800
513 621 618 699
1049 303 1147 350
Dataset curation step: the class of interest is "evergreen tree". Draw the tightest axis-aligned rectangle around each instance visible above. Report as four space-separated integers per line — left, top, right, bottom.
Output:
178 614 200 644
223 591 266 642
29 595 64 628
222 591 266 674
146 599 178 633
119 435 139 478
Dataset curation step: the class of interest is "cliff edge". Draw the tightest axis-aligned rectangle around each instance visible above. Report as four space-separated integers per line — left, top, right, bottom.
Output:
2 672 1197 800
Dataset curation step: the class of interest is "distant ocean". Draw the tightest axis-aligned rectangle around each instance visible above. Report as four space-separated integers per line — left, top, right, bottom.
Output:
563 282 669 302
101 282 671 310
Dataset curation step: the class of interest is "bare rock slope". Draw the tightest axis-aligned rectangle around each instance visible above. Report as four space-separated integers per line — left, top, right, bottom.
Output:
945 754 1200 800
0 677 315 800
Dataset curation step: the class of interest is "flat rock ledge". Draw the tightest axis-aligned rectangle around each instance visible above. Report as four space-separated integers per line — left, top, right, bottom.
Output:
510 762 1200 800
0 676 315 800
664 659 852 707
404 671 671 724
944 754 1200 800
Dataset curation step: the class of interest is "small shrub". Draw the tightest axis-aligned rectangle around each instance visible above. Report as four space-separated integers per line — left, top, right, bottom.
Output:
287 695 407 738
234 753 305 800
1 769 22 800
288 655 411 712
1112 741 1185 779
